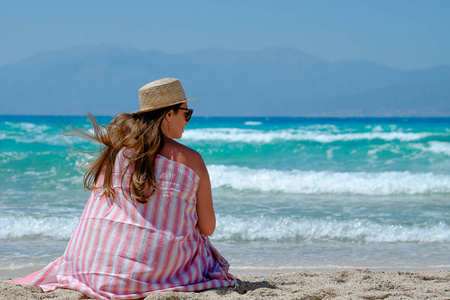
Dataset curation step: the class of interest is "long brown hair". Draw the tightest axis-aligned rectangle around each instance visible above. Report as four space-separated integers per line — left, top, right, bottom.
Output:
65 104 181 203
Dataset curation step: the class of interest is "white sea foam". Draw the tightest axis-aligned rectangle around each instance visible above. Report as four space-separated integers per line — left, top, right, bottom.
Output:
2 213 447 244
2 122 444 145
0 215 78 240
214 216 450 243
2 132 64 145
208 165 450 195
304 124 340 131
244 121 262 126
0 152 29 163
10 167 58 182
1 121 84 145
4 122 51 133
412 141 450 157
182 128 439 143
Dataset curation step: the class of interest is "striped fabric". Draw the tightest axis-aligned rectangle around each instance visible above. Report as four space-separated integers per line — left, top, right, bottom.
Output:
11 149 235 299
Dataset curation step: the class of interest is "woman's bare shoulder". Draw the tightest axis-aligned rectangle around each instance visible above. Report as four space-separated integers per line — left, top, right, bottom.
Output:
159 138 206 176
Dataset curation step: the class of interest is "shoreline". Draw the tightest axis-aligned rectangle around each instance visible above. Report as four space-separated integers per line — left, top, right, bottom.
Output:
1 268 449 299
2 264 450 280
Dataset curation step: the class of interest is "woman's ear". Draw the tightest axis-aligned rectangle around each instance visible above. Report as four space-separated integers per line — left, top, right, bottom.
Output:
164 111 172 122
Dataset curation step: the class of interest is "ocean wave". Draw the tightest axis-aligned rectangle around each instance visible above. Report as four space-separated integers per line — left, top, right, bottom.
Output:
0 132 64 145
0 215 79 240
244 121 262 126
0 152 29 163
2 122 445 145
3 121 51 133
214 216 450 243
412 141 450 157
0 122 92 145
3 213 446 244
182 128 440 143
208 165 450 195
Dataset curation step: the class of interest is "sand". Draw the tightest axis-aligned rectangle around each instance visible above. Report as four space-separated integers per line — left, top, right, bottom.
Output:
1 269 450 299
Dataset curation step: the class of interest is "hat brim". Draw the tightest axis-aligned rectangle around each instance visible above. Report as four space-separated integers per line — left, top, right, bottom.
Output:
132 98 198 115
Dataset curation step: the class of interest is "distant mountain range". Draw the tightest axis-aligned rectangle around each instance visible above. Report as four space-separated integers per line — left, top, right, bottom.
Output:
1 45 449 116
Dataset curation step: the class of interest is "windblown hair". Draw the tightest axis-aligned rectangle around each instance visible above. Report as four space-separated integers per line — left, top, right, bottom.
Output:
65 104 181 203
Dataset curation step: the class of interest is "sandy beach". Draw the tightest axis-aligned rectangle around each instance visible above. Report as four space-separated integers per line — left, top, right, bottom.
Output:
1 269 449 299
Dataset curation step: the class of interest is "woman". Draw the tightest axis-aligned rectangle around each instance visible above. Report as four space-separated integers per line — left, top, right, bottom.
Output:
11 78 235 299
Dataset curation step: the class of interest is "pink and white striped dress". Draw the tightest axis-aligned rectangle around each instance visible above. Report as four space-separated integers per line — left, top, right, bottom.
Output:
11 149 235 299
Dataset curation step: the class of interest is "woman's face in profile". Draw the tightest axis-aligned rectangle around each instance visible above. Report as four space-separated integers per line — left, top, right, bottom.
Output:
166 103 190 139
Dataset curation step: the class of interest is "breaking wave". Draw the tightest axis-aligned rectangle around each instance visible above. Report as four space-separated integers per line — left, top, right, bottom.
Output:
208 165 450 195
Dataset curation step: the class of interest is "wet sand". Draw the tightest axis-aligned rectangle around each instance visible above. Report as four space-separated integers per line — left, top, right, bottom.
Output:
1 268 450 299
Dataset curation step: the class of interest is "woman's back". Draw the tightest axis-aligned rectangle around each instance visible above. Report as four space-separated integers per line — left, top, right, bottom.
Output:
18 148 234 299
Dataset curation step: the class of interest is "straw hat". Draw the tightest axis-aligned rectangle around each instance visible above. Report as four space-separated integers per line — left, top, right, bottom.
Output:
133 78 197 115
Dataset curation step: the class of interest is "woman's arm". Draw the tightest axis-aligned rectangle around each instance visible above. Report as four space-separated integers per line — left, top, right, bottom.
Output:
194 155 216 236
159 138 216 236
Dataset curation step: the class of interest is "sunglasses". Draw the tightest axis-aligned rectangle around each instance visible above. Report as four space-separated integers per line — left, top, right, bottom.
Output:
178 107 194 122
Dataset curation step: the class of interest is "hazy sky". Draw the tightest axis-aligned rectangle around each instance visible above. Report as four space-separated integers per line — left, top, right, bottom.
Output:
1 0 449 70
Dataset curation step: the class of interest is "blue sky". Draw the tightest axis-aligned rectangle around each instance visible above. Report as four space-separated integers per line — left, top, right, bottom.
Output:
1 0 449 69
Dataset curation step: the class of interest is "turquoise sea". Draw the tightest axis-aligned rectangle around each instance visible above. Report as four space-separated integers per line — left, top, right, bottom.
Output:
1 116 450 274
